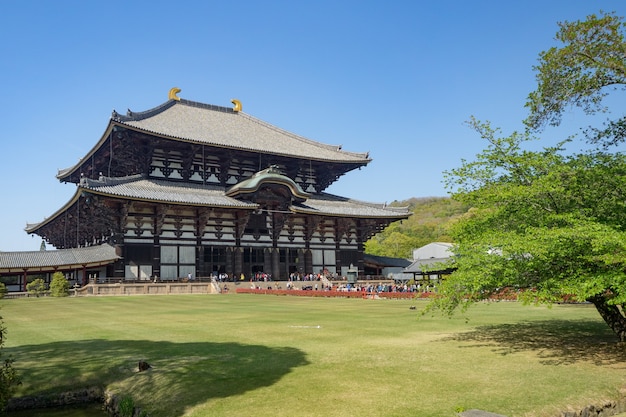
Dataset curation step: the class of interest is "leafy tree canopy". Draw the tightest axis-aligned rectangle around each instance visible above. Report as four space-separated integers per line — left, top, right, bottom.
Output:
434 118 626 341
429 11 626 342
525 11 626 146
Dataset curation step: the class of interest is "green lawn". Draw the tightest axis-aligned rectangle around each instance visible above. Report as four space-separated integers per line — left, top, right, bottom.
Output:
2 294 625 417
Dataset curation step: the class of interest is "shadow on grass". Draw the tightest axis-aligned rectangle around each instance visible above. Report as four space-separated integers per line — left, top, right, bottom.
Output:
6 339 309 415
442 318 626 366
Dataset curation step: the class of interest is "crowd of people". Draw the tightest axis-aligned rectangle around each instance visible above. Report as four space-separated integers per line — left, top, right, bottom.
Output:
207 270 438 293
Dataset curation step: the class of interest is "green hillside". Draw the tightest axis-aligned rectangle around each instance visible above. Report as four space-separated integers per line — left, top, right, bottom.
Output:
365 197 469 259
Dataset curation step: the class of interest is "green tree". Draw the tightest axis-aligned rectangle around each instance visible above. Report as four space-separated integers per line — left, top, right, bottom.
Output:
525 11 626 146
49 272 69 297
434 118 626 341
26 278 46 297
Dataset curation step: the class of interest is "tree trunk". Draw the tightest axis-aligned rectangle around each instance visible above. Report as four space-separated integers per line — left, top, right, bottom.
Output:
588 294 626 342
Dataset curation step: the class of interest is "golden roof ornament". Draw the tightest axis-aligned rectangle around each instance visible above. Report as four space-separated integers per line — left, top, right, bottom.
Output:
231 99 242 112
168 87 181 101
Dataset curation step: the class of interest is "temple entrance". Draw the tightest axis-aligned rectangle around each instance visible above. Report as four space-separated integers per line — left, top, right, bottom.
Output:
243 247 265 280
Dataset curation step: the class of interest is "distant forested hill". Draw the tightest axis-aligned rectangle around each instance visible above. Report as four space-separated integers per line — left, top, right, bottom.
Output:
364 197 469 259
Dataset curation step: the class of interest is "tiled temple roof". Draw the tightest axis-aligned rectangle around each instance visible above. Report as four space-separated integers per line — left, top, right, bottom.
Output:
58 95 371 181
292 192 410 218
114 98 370 163
0 244 120 273
81 175 258 208
27 175 409 234
79 175 408 218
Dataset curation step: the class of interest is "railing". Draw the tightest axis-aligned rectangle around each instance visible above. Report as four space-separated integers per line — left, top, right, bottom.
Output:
92 276 216 284
76 281 218 296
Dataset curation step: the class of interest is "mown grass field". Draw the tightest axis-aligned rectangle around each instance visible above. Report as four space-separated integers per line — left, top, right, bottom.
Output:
2 294 625 417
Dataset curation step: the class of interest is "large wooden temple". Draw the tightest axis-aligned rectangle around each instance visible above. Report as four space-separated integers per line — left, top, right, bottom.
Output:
26 89 409 282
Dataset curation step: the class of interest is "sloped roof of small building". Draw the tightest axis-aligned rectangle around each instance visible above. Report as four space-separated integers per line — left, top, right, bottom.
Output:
405 242 456 274
0 244 120 273
404 257 455 274
412 242 454 260
364 254 412 268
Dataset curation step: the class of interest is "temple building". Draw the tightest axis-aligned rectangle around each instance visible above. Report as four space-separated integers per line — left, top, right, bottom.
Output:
25 89 410 283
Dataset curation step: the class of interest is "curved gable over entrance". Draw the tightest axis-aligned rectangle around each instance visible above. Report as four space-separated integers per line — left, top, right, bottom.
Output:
225 165 310 206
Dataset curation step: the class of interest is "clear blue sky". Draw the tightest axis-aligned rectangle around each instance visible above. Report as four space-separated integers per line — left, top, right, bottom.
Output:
2 0 625 251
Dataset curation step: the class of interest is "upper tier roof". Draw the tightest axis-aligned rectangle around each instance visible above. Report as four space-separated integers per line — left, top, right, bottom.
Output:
114 98 369 162
58 92 371 181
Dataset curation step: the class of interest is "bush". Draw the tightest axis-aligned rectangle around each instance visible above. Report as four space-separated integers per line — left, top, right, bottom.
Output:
0 316 20 410
0 284 7 299
49 272 69 297
118 395 135 417
25 278 46 297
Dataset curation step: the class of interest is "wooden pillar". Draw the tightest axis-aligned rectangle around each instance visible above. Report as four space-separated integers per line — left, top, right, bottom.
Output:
226 247 234 278
153 239 161 280
335 228 342 278
114 243 125 278
22 269 28 292
304 249 313 275
234 248 243 280
297 248 306 275
262 248 271 276
271 248 280 280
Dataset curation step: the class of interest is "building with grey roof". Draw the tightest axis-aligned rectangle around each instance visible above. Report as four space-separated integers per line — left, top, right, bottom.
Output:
0 244 120 292
18 89 410 288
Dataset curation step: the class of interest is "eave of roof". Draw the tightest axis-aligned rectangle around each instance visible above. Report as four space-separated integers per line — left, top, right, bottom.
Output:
291 193 411 219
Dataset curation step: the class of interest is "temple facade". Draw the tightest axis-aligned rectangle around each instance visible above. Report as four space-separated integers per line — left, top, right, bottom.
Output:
26 89 409 282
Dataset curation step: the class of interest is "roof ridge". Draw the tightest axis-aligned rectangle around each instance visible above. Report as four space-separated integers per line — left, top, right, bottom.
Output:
81 173 145 187
112 99 177 122
113 98 236 123
179 98 235 113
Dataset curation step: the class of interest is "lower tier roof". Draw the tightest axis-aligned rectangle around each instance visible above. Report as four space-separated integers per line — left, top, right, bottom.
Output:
27 175 410 233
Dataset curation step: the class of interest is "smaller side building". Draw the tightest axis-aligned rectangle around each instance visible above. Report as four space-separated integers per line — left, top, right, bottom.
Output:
0 244 120 291
402 242 455 285
363 254 411 278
